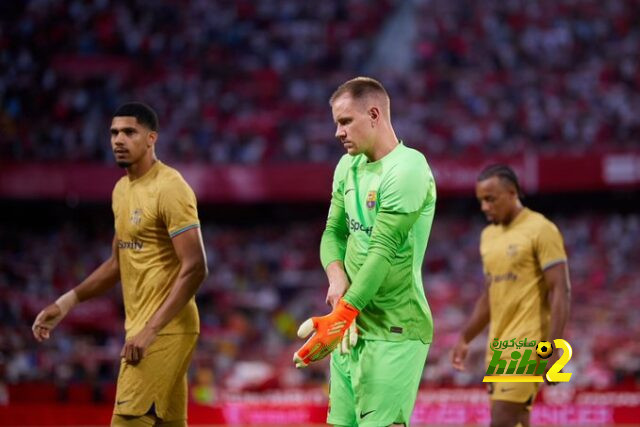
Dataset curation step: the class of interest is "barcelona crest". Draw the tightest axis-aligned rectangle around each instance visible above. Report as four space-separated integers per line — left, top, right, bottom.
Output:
130 209 142 225
366 191 377 210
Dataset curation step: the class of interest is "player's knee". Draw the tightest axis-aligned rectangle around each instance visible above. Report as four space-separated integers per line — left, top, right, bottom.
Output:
490 411 520 427
111 414 156 427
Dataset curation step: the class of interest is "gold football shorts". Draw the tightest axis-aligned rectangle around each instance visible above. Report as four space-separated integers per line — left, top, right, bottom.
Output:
113 333 198 421
488 382 539 410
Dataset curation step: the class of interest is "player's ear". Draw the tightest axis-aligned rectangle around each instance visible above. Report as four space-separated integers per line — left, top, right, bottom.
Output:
147 131 158 147
368 107 380 125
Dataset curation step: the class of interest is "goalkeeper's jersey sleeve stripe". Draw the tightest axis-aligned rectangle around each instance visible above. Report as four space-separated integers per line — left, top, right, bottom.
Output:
343 208 421 310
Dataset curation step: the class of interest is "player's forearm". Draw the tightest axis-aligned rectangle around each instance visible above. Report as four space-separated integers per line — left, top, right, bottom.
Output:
544 263 571 342
326 261 348 285
343 252 391 310
461 290 490 344
320 231 346 269
547 279 570 342
74 256 120 302
146 260 207 332
320 203 348 269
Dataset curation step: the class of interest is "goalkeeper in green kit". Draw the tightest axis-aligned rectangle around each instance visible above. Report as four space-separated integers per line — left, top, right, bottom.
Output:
293 77 437 427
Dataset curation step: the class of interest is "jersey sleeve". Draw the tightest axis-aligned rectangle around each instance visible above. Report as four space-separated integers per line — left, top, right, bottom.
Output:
343 153 432 310
535 220 567 270
343 208 421 310
320 155 350 269
158 176 200 238
479 227 490 276
379 154 433 213
111 178 124 228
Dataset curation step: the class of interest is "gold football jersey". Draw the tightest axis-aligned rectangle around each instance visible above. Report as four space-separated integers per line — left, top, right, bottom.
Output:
480 208 567 362
112 161 200 337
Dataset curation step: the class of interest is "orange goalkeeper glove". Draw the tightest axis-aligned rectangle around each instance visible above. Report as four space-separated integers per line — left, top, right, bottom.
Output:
293 299 359 368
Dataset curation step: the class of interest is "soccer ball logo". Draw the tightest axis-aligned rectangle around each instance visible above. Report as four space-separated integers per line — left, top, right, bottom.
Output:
536 341 553 359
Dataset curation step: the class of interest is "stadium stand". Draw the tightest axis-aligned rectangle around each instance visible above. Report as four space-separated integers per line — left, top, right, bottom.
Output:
1 0 639 164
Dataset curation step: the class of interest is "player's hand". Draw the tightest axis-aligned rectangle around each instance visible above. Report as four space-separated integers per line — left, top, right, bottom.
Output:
339 322 358 354
325 278 349 308
121 326 158 365
32 303 64 342
293 299 359 368
451 338 470 371
32 290 78 342
543 347 560 386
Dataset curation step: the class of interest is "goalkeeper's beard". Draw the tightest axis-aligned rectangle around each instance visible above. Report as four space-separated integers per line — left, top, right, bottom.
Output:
117 161 131 168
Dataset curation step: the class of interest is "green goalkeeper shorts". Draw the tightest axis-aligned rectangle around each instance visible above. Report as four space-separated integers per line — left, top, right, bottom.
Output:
327 339 429 427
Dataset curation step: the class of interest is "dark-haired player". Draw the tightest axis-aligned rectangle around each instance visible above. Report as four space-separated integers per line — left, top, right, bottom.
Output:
451 165 571 427
32 102 207 426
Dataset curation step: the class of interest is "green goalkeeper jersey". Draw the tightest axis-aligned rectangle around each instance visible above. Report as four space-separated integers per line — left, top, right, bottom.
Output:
320 143 436 343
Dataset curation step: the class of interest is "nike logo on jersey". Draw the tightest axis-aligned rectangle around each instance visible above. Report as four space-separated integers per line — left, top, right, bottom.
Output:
345 188 354 195
116 399 130 405
360 410 375 419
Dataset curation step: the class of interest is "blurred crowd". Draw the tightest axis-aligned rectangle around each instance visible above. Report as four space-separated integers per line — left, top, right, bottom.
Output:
0 0 391 164
2 0 640 164
1 207 638 403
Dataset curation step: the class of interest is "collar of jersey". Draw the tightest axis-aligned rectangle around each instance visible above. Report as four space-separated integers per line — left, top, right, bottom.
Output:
128 160 161 186
503 207 530 230
363 140 404 167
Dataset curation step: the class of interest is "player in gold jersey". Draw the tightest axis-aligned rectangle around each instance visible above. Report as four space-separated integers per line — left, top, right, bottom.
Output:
451 165 571 427
32 103 208 426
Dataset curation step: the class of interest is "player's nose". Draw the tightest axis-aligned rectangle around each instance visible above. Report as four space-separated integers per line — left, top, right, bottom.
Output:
113 134 125 145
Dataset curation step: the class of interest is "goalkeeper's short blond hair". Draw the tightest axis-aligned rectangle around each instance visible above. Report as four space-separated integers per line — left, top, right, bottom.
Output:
329 76 391 117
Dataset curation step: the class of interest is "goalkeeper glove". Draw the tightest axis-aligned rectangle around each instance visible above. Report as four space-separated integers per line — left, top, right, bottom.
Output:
293 298 359 368
340 321 358 354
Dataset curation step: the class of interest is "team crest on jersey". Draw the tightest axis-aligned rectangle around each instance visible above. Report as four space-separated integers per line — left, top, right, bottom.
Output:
130 209 142 225
506 244 518 257
366 191 377 210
